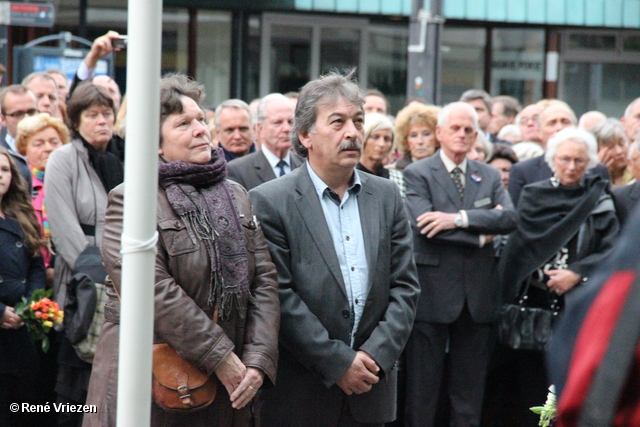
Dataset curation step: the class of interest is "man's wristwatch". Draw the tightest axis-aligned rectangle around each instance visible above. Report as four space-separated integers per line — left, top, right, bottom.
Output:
454 213 463 228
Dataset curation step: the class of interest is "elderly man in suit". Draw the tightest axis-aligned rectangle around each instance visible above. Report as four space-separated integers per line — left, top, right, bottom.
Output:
227 93 302 190
403 102 517 427
250 71 420 426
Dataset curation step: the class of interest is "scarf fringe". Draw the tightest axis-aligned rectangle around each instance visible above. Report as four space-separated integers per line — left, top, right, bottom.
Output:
218 290 259 321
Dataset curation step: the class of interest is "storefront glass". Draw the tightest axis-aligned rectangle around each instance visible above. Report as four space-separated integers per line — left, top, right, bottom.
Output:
440 27 486 105
490 28 545 106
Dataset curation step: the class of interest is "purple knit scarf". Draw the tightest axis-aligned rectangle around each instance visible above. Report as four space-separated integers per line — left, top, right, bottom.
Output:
158 147 254 320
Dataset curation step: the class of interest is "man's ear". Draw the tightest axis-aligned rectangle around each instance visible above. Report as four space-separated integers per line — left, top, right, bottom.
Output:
299 131 312 150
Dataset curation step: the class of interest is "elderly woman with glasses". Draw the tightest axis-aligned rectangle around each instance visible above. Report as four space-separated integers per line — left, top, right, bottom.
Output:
497 127 619 426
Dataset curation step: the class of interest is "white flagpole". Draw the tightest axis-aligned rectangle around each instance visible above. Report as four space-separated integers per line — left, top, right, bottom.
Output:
116 0 162 425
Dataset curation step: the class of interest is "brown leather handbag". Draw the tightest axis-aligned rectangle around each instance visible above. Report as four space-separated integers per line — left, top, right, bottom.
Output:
111 281 218 412
151 343 218 412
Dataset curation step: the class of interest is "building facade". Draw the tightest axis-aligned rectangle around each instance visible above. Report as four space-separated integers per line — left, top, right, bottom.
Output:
49 0 640 116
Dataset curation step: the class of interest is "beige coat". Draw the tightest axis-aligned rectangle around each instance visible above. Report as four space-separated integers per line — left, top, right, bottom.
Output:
82 180 280 427
45 138 108 310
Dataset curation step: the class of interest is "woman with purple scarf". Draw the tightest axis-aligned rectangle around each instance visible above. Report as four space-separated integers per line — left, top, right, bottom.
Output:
83 74 280 427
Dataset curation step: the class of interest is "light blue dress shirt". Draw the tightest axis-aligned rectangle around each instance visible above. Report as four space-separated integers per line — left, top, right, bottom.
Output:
307 162 369 347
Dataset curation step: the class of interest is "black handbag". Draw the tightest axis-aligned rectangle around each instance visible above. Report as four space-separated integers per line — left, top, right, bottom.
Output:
498 278 559 351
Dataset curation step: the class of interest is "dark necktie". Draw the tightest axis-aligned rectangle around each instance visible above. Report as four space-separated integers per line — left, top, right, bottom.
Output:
451 167 464 200
276 160 287 177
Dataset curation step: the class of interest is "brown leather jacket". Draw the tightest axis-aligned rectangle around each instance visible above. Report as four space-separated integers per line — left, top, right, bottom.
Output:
84 180 280 427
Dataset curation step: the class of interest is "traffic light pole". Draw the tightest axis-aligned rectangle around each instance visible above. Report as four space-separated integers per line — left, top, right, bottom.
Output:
406 0 445 105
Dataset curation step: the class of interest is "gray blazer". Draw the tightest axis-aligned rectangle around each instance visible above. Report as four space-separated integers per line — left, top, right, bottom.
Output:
404 152 517 324
250 163 420 426
227 149 303 191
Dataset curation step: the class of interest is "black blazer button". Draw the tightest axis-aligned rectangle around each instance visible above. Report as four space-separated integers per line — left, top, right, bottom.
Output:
342 310 349 318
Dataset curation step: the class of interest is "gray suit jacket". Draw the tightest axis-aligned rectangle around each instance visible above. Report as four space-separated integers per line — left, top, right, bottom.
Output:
250 163 419 426
226 149 303 191
404 152 517 323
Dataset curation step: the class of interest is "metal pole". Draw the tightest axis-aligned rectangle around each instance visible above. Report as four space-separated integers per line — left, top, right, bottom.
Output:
406 0 444 104
116 0 162 425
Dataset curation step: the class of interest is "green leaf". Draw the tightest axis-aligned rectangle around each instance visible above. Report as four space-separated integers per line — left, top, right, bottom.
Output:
42 336 50 353
530 406 543 414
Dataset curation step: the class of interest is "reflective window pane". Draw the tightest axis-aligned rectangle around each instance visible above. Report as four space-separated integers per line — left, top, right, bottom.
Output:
270 25 312 94
623 35 640 52
568 34 616 50
562 62 640 117
367 28 407 115
196 11 231 108
320 28 360 77
491 29 544 106
441 27 486 105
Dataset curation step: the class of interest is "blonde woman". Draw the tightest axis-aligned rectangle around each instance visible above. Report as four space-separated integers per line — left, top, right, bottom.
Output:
357 113 395 177
387 103 440 197
15 113 69 279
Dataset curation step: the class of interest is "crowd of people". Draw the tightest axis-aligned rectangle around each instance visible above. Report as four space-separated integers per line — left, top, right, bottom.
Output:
1 29 640 427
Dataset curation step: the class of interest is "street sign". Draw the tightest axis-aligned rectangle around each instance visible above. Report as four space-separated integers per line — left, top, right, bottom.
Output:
0 2 55 28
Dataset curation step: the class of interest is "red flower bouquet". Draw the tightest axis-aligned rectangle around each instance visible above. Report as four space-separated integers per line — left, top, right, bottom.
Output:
14 288 64 352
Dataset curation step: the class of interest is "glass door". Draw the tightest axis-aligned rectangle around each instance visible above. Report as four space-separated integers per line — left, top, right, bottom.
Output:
260 13 368 96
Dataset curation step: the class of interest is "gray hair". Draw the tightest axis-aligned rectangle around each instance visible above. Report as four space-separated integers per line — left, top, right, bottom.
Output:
437 101 479 130
624 97 640 118
22 71 58 90
545 127 599 171
214 99 252 129
363 112 395 151
459 89 492 112
497 124 521 141
477 130 493 161
592 118 629 149
292 69 364 158
257 93 293 123
493 95 521 117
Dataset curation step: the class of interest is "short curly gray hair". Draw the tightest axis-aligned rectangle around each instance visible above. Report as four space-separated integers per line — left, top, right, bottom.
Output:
292 69 364 158
545 127 599 171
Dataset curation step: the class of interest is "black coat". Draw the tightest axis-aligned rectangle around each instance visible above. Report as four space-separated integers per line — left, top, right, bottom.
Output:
611 180 640 228
0 216 45 375
508 155 610 207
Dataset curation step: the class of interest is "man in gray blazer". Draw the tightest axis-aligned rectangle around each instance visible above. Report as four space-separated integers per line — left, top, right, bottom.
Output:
227 93 303 190
403 102 517 427
250 71 420 426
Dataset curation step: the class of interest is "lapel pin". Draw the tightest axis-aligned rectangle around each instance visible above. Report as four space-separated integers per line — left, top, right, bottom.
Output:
471 174 482 183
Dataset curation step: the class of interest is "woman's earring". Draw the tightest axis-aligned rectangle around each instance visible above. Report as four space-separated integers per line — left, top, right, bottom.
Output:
550 175 560 187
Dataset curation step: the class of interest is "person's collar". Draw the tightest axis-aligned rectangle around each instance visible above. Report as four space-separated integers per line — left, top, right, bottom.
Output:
307 160 361 200
440 149 467 173
262 144 290 168
5 133 16 152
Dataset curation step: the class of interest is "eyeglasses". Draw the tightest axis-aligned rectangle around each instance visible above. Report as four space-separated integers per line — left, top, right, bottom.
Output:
556 157 587 166
4 108 37 120
519 115 539 125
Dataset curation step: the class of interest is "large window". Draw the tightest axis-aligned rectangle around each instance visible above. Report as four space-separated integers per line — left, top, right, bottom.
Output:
440 27 486 105
559 30 640 117
490 28 545 106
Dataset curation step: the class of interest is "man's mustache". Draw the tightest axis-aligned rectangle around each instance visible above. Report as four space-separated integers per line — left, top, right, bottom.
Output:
338 139 362 153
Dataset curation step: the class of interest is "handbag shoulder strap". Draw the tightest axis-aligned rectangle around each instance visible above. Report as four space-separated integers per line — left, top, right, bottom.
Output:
578 268 640 427
110 278 219 323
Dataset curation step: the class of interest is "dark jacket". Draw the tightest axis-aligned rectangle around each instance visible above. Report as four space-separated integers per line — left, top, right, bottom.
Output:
0 216 46 375
500 176 619 304
508 155 610 207
404 153 517 323
611 180 640 228
227 149 303 191
83 180 280 427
